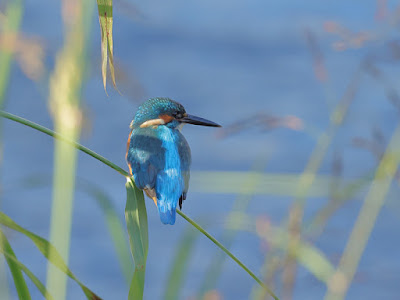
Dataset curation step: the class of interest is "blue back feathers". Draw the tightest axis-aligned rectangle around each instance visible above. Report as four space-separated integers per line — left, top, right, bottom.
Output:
155 126 183 224
126 98 191 225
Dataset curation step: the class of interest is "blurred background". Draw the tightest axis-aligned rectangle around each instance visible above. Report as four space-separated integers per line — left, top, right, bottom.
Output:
1 0 400 299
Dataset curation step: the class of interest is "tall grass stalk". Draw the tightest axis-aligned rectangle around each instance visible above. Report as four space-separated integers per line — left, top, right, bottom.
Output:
283 69 362 299
252 173 370 299
0 0 23 104
218 213 335 299
251 250 281 300
324 124 400 300
177 211 279 300
0 1 24 298
305 173 372 237
45 1 94 299
164 226 199 300
198 157 268 297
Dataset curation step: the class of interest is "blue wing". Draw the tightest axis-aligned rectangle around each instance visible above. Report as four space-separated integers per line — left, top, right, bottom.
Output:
177 132 191 209
126 127 191 225
126 127 164 191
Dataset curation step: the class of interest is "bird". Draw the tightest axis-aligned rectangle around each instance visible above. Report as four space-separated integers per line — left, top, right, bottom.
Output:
126 97 221 225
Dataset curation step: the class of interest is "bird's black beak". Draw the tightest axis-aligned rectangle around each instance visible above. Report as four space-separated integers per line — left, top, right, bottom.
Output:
179 114 221 127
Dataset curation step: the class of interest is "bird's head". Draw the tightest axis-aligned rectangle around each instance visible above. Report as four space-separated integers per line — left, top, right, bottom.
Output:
131 97 221 130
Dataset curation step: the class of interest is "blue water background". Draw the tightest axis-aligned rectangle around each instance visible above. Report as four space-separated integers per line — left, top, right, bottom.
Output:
2 0 400 299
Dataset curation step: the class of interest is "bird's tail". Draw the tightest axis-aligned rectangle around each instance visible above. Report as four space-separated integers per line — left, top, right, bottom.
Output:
158 201 176 225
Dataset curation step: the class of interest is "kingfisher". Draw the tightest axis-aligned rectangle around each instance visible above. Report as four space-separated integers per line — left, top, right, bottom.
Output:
126 97 221 225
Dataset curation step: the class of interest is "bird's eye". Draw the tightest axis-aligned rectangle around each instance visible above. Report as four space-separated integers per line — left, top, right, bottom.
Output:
174 112 183 119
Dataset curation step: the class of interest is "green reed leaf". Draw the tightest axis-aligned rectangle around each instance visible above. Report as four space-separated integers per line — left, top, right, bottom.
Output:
125 178 148 300
0 111 127 176
164 227 199 300
177 210 279 300
324 124 400 300
0 231 31 300
0 212 101 300
268 226 335 283
190 171 340 197
198 158 267 297
79 180 134 285
222 213 336 283
97 0 116 92
0 231 53 300
16 175 134 286
0 0 23 104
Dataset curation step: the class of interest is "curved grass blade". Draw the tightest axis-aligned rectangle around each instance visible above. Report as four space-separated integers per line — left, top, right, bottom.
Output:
198 159 267 297
16 174 134 286
0 231 30 300
177 210 279 300
125 178 148 300
0 111 127 176
0 111 279 299
0 231 53 300
164 226 199 300
78 180 134 285
0 1 24 297
191 171 336 197
282 70 362 298
258 224 335 283
0 212 101 300
324 124 400 300
222 213 336 283
0 0 23 103
220 213 336 297
97 0 117 92
305 172 373 236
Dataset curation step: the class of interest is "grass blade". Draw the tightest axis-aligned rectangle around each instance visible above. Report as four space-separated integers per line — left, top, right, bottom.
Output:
0 212 101 300
78 180 134 285
198 158 268 296
164 226 199 300
0 231 30 300
283 69 362 299
258 223 335 283
97 0 117 92
221 214 336 283
0 0 23 103
324 124 400 300
0 230 53 300
125 178 148 300
0 1 24 297
16 174 134 286
305 172 373 236
46 1 94 297
191 171 335 197
0 110 127 176
177 210 279 300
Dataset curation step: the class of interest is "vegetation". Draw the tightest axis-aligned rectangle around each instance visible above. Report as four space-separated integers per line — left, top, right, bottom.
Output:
1 1 399 300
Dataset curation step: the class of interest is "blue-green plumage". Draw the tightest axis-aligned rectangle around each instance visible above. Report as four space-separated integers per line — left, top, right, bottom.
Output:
127 126 190 224
126 98 220 225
